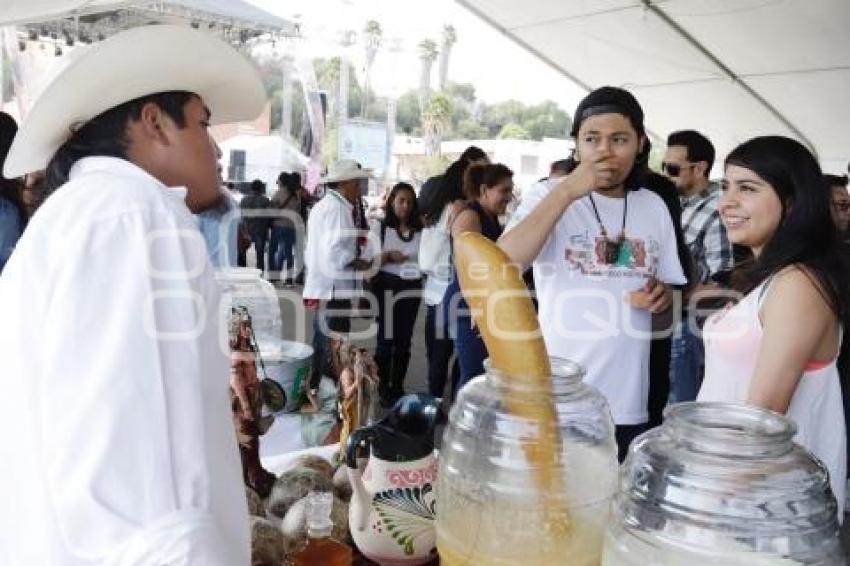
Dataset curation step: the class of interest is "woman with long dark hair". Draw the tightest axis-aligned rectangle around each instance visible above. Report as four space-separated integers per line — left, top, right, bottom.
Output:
0 112 25 272
444 163 515 391
698 136 849 517
371 182 424 406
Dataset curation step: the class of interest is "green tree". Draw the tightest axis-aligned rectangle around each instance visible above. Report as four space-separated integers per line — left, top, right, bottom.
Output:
520 100 572 139
453 119 489 140
445 81 476 104
481 100 525 137
395 89 421 135
497 123 531 140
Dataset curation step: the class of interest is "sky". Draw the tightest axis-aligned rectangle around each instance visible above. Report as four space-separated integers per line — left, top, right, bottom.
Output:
246 0 587 112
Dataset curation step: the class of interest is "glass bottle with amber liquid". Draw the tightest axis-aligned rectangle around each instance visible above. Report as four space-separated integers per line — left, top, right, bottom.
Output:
293 491 353 566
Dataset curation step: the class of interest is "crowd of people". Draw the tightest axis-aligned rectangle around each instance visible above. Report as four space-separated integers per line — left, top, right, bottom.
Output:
0 22 849 564
299 87 850 508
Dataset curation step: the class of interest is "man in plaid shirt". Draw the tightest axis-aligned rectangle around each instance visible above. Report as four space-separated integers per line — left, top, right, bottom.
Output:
663 130 734 402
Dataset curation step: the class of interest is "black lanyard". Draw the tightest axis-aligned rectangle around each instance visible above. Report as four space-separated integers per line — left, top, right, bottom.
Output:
588 192 628 264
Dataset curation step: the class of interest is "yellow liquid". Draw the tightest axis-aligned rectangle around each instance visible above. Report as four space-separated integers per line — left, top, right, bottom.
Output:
437 500 609 566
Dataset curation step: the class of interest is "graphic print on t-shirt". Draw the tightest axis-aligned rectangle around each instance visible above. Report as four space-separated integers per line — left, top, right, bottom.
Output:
564 230 657 278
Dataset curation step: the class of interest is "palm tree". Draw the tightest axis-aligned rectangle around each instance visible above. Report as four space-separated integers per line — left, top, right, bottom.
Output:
437 25 457 91
360 20 382 118
418 38 439 113
422 93 452 156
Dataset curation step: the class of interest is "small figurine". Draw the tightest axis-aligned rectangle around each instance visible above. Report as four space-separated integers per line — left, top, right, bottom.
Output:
337 343 378 462
229 306 276 498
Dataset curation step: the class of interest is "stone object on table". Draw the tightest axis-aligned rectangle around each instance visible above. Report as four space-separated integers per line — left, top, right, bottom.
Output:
267 467 334 519
278 453 335 479
249 515 287 566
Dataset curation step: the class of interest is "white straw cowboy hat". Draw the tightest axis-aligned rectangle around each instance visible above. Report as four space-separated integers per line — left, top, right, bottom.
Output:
4 24 266 178
319 160 373 184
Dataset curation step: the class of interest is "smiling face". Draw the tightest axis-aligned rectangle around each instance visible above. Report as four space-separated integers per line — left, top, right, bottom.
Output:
481 176 514 216
575 113 644 194
719 164 784 257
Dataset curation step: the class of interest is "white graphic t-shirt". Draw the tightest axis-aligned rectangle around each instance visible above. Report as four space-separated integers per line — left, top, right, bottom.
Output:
506 180 687 425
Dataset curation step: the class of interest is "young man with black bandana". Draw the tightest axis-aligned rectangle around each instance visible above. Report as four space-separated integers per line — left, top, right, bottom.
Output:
500 87 686 460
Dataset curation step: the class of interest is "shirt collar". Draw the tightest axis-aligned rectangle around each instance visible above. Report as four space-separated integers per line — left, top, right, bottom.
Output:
69 156 189 203
680 181 718 206
327 188 354 211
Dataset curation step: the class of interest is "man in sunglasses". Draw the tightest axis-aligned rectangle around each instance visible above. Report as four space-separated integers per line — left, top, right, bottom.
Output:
824 174 850 237
663 130 733 403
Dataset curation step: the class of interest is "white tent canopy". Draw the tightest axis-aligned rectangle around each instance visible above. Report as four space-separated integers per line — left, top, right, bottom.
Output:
458 0 850 174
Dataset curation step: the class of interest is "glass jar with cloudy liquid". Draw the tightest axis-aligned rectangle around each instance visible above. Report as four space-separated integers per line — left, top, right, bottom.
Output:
214 267 282 350
437 358 619 565
602 402 845 565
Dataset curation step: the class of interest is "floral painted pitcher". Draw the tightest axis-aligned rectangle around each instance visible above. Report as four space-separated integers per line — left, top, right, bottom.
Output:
346 394 443 565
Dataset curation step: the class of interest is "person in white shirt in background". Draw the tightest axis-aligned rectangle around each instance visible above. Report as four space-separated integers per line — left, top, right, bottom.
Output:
0 25 266 565
418 150 489 400
499 86 686 461
302 160 374 403
368 182 424 406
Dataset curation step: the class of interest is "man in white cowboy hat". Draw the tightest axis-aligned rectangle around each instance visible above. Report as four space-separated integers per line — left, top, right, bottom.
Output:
302 159 375 399
0 25 265 565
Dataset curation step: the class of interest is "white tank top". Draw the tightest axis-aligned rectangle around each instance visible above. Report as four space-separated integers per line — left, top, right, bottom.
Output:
699 278 847 518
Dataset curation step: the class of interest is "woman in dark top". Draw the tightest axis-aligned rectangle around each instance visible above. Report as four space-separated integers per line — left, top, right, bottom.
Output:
443 163 515 393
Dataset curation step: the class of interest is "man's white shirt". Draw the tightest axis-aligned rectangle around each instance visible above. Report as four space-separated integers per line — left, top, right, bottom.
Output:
0 157 249 565
302 189 366 300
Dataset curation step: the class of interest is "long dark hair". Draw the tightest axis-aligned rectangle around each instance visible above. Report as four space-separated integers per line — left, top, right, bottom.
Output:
463 163 513 200
43 91 194 196
0 112 25 226
425 145 487 221
277 171 301 197
383 182 422 232
726 136 848 318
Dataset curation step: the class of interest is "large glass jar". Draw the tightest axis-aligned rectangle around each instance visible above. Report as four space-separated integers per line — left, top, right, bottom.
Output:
214 267 282 351
437 357 619 565
603 402 845 565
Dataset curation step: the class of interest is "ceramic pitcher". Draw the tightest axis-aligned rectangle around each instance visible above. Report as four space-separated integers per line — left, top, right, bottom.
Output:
346 394 443 565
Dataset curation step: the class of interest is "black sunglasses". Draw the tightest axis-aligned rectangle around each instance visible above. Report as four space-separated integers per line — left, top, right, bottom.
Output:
661 162 693 177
